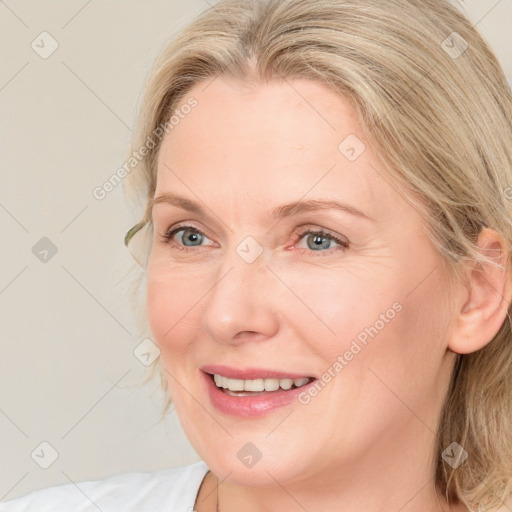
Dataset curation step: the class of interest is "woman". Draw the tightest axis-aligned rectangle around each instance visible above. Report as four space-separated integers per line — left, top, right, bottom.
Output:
2 0 511 511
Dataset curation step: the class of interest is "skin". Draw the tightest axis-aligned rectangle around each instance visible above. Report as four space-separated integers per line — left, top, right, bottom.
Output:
146 75 511 512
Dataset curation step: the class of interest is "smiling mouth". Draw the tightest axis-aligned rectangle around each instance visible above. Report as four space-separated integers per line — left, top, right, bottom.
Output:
209 373 315 396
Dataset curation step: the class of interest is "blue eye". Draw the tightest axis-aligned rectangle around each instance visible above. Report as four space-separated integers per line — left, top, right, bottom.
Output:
294 229 349 253
160 225 349 255
161 226 213 250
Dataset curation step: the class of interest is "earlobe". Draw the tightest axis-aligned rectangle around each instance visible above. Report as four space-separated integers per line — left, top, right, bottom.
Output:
448 228 511 355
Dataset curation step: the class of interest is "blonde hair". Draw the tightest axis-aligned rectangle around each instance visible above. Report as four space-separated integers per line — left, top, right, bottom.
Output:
122 0 512 509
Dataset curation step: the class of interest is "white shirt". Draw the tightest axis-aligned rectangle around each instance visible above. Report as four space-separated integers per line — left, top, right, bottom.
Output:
0 461 209 512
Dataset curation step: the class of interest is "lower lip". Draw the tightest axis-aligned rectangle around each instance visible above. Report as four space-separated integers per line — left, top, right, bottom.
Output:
201 371 316 418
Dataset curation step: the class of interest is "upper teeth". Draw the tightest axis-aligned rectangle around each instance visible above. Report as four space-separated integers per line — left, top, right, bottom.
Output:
213 374 311 392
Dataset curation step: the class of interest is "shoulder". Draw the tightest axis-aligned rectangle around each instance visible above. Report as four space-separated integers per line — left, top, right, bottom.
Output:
0 460 209 512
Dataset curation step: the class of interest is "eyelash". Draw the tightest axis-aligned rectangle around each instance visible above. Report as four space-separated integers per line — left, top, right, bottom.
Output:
160 224 349 256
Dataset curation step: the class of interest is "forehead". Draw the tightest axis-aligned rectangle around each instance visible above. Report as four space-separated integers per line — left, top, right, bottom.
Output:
159 75 363 162
155 76 396 220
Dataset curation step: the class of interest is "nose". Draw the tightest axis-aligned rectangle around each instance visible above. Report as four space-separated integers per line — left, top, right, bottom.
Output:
202 246 280 345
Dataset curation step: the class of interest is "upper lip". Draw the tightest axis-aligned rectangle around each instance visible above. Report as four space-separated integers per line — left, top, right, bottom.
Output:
201 364 315 380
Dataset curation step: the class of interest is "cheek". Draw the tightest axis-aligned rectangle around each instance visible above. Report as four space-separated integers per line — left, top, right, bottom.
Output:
333 271 451 415
146 272 203 355
280 266 396 357
294 260 445 394
146 275 205 406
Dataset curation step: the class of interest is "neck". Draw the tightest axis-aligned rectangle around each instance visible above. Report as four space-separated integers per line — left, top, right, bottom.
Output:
195 418 466 512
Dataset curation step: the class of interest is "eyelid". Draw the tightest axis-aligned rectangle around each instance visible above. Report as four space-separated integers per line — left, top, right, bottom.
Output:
162 223 216 248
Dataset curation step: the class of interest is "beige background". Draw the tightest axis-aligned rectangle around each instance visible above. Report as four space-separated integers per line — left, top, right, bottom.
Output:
1 0 511 501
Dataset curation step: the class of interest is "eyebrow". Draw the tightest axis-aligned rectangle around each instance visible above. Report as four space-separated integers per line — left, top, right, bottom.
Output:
150 193 373 222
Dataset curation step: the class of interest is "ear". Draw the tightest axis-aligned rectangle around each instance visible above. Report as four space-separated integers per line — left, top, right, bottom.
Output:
448 227 512 355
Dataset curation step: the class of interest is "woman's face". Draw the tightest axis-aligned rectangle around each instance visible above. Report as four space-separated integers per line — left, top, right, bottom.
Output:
146 76 458 487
